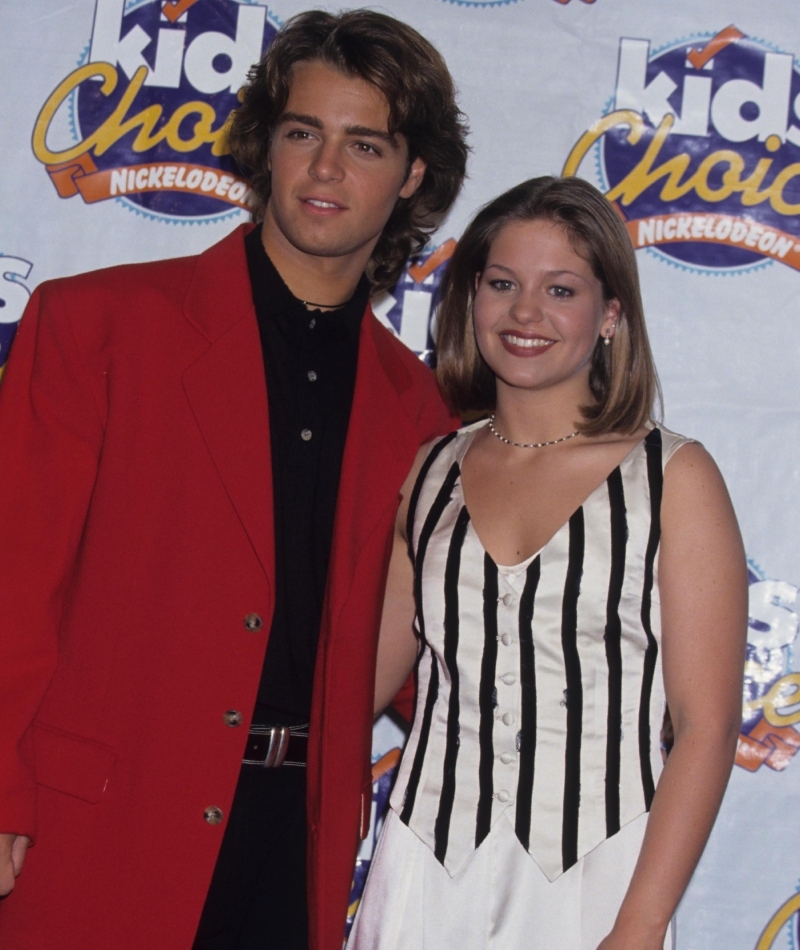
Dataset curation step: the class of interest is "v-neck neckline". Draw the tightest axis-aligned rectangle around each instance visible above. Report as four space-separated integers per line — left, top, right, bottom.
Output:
454 421 655 571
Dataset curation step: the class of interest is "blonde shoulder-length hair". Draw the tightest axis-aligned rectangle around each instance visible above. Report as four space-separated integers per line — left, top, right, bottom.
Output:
435 176 661 435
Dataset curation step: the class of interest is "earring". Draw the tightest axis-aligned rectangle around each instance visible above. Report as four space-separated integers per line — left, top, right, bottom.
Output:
604 323 616 346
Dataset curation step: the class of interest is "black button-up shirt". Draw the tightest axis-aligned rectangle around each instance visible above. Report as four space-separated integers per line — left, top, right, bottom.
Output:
245 227 370 724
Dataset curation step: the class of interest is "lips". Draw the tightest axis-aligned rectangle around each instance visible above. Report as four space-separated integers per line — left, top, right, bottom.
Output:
301 195 345 213
499 332 556 356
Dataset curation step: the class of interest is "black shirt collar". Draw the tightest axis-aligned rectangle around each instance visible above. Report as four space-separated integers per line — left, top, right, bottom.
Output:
244 226 369 346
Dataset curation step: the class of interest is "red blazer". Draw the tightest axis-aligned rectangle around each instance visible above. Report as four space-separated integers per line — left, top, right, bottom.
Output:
0 225 454 949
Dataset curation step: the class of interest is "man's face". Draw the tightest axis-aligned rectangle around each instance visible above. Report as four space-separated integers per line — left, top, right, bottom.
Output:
263 59 426 270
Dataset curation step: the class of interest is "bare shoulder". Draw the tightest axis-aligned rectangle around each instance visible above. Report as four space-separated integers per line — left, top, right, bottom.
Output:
661 440 742 550
662 441 728 505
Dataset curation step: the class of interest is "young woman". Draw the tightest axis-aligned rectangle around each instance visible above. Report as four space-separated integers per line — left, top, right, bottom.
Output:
348 176 747 950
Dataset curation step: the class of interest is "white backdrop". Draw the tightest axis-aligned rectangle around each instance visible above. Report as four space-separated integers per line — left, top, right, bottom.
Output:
2 2 800 947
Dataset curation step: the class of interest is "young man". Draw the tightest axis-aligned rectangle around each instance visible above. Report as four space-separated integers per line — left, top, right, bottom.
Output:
0 11 468 950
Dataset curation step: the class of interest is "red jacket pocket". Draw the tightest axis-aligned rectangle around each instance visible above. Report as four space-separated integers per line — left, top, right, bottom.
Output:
32 722 117 804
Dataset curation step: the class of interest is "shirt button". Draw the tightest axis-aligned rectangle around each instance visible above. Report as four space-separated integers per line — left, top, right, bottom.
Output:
496 789 512 803
499 752 515 765
501 592 514 607
301 429 313 441
309 318 316 329
243 612 262 632
502 712 515 726
501 633 513 646
223 710 242 727
307 370 317 382
500 673 516 685
204 806 224 825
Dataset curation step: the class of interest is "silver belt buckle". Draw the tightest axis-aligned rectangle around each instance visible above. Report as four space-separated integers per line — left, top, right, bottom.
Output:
263 725 290 767
244 724 292 767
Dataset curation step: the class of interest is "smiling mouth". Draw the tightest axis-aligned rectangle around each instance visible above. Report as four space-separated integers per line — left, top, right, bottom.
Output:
303 198 344 210
500 333 554 348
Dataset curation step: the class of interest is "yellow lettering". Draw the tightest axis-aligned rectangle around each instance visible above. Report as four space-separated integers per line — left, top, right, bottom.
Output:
162 100 226 154
564 110 800 223
32 62 120 164
33 63 232 165
767 163 800 215
605 115 697 206
689 151 743 202
762 673 800 727
756 892 800 950
561 110 646 178
737 157 774 207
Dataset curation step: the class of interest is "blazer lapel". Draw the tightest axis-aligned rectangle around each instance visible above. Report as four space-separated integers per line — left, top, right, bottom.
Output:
181 226 275 582
325 312 419 612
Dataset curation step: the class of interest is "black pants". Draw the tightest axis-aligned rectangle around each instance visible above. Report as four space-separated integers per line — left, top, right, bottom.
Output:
193 764 308 950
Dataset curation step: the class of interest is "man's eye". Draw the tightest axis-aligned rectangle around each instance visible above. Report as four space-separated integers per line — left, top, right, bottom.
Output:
353 142 380 156
488 279 514 292
287 129 314 140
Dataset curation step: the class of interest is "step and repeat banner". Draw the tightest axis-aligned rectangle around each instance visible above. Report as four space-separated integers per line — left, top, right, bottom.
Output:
2 1 799 947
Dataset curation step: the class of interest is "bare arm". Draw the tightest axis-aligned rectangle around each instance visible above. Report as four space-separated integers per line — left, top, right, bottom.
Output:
0 833 30 896
373 446 431 717
598 443 747 949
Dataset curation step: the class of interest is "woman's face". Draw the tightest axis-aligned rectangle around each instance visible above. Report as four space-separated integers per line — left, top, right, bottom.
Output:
472 218 619 399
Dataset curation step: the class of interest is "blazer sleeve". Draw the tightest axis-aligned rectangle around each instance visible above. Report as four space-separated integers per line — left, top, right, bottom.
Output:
0 284 104 840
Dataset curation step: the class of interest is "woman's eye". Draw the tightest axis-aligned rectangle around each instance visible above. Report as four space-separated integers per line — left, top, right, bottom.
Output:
488 279 514 292
550 285 574 298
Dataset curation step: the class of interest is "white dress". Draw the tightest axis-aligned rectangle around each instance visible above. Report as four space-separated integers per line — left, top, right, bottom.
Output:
349 422 690 950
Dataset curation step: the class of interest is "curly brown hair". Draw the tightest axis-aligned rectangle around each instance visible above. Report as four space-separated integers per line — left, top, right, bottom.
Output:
227 9 469 292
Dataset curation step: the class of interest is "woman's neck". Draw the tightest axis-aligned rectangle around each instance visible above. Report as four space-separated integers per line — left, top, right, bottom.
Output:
491 377 593 446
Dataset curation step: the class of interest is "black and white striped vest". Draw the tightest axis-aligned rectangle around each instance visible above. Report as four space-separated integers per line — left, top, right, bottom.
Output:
390 421 692 881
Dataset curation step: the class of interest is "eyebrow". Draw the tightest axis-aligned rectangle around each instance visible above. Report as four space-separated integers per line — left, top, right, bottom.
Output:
278 112 400 149
485 263 586 280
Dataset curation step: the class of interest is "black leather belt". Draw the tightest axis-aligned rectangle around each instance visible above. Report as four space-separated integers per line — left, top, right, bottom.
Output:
243 724 308 768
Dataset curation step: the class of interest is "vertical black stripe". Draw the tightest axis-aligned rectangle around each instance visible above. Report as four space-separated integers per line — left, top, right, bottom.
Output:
475 554 499 847
399 652 439 824
603 468 627 836
406 431 459 567
399 456 460 825
433 506 471 864
561 509 585 872
514 557 540 851
412 461 460 648
639 428 663 809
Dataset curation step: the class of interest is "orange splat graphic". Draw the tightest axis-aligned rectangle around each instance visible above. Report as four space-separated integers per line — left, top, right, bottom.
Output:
687 25 745 70
736 719 800 772
163 0 201 24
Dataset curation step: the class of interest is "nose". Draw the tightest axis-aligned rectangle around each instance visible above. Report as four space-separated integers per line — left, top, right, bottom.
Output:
308 139 345 183
508 289 543 325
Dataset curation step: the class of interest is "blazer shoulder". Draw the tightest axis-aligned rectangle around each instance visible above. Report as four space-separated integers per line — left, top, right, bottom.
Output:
367 313 457 439
39 253 198 309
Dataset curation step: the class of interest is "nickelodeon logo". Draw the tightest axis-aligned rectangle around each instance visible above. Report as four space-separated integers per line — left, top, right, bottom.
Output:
565 27 800 273
32 0 275 222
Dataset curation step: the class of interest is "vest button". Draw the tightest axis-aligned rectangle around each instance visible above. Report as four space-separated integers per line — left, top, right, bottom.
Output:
496 789 512 803
500 673 516 685
244 612 262 632
501 592 514 607
204 806 224 825
502 712 515 726
499 752 515 765
501 633 513 646
223 710 242 727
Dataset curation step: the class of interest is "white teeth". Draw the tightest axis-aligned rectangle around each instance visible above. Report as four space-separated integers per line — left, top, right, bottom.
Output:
307 199 338 208
502 334 553 348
